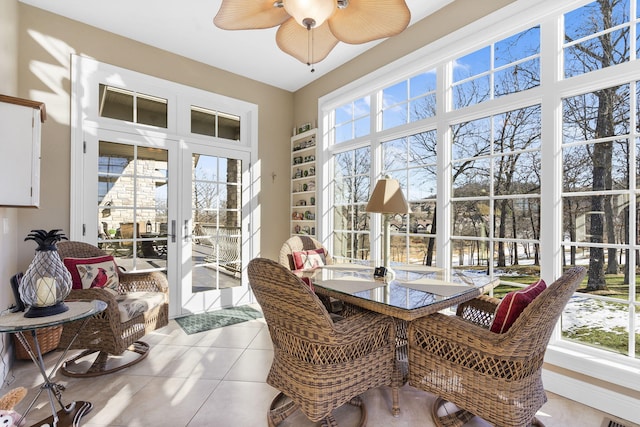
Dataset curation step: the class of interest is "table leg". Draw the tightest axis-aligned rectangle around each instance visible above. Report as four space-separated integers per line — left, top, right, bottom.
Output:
14 317 94 426
391 318 408 417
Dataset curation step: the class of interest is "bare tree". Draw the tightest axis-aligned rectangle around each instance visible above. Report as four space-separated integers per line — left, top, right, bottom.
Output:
563 0 630 289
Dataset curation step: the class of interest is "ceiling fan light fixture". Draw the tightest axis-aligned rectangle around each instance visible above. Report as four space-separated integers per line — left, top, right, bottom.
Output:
214 0 410 65
283 0 337 29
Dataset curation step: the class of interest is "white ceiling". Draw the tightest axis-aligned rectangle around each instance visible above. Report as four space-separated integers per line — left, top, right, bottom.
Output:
19 0 453 92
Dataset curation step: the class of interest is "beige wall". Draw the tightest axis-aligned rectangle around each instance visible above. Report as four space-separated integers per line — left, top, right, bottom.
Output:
292 0 516 124
15 3 293 269
0 0 19 383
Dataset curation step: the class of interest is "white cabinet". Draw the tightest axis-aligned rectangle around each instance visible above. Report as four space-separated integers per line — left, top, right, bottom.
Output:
0 95 45 207
290 128 317 237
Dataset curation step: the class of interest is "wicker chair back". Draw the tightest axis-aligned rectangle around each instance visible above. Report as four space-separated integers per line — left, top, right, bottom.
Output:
408 266 586 427
248 257 397 424
278 235 333 270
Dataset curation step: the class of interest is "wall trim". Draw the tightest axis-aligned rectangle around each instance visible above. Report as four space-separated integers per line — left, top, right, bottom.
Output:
542 368 640 425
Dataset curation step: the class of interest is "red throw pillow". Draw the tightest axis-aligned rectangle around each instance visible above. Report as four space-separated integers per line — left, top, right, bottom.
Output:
490 279 546 334
63 256 120 291
300 276 314 292
292 248 326 270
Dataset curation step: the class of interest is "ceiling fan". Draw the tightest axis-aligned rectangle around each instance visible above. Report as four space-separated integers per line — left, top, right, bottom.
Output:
214 0 411 70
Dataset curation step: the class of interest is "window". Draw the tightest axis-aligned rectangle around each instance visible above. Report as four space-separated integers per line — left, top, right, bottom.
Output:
190 106 241 141
451 105 542 272
332 147 371 261
332 97 371 144
564 0 633 78
382 131 438 265
562 83 637 356
99 84 168 128
382 70 437 130
320 0 640 386
452 26 540 109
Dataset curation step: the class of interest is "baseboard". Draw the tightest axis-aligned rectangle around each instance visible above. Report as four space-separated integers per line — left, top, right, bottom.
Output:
542 369 640 426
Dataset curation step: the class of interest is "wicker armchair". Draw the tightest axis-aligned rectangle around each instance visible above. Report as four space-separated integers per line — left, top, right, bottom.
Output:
278 235 333 270
248 258 397 426
408 266 586 427
279 235 344 312
56 241 169 377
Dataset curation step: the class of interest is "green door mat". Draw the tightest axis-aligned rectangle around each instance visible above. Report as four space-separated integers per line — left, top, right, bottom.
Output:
176 305 263 335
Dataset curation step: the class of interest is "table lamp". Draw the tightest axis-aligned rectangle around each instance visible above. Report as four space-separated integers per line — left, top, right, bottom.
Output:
366 176 411 281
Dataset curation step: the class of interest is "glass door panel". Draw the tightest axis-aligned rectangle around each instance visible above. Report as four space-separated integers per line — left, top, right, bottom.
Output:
181 144 250 315
97 141 169 273
191 154 242 291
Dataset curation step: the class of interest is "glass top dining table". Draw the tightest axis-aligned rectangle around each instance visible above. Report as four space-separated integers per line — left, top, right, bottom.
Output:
303 263 499 321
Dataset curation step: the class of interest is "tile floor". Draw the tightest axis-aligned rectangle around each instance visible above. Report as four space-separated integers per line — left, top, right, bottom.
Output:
6 306 622 427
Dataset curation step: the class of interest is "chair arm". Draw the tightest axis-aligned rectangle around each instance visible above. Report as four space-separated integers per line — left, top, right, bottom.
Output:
118 271 169 294
455 295 500 329
66 287 121 323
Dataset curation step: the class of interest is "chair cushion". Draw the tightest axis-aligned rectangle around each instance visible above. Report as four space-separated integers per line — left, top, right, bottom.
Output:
115 291 167 323
490 279 546 334
292 248 326 270
63 256 120 291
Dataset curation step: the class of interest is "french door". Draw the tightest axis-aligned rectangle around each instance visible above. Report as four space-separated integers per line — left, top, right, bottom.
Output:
85 129 251 318
179 142 251 315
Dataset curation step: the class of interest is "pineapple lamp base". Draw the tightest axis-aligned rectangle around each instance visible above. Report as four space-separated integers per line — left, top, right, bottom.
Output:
24 302 69 318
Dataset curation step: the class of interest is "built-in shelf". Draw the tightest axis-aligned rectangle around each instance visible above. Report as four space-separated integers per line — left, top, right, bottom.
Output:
290 128 317 237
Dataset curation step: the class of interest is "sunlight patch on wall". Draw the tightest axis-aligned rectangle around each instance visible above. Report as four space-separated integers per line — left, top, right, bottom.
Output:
27 29 77 123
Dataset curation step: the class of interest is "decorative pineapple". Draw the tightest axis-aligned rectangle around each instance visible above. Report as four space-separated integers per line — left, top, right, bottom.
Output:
19 229 72 317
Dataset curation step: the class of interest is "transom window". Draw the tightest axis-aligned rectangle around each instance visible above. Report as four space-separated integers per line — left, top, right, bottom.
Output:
99 84 168 128
564 0 636 78
381 70 437 130
190 106 241 141
452 26 540 109
333 96 371 144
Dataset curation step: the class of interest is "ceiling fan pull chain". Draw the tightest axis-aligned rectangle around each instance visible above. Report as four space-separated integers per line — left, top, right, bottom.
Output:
306 23 315 73
310 28 315 73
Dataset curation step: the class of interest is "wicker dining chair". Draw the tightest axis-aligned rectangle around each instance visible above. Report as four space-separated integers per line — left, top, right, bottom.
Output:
56 241 169 377
407 266 586 427
248 257 397 426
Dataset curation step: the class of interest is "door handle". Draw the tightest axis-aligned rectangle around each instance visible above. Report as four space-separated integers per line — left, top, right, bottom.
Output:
184 219 192 241
171 220 176 243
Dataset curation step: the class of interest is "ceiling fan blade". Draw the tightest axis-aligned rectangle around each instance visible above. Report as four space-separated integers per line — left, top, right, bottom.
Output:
276 18 339 64
329 0 411 44
214 0 289 30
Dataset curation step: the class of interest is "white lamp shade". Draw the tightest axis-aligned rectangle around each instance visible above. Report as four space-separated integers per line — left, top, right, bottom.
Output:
283 0 337 28
366 177 411 214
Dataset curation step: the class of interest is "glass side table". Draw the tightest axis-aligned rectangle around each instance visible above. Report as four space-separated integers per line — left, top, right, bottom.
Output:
0 300 107 427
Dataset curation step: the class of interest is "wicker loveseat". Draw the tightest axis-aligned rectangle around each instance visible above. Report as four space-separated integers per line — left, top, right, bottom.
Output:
407 266 586 427
56 241 169 377
248 257 397 426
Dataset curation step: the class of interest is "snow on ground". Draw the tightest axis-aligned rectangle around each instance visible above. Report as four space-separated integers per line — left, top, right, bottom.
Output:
563 296 630 334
